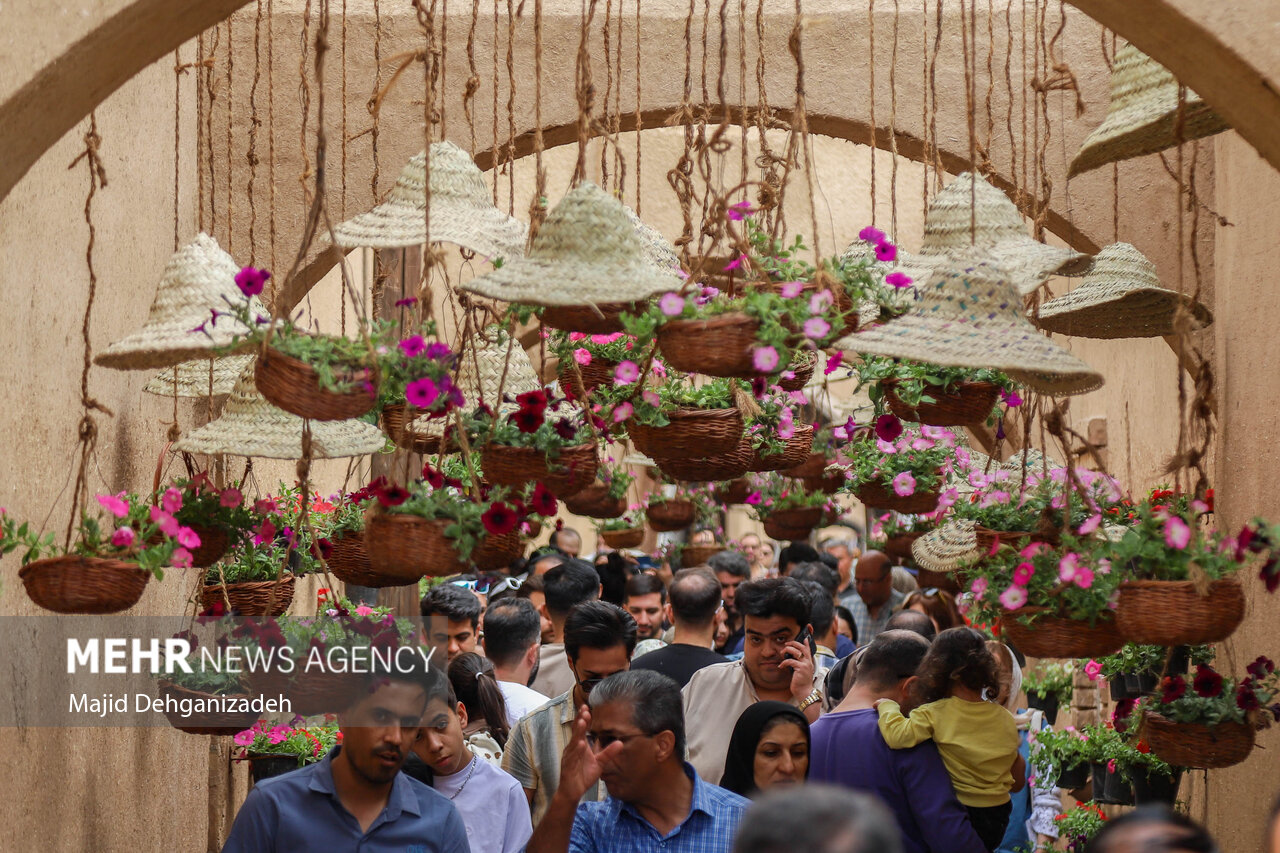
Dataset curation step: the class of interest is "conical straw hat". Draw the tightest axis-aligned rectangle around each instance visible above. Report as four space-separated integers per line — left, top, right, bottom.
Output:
332 141 528 260
1034 242 1213 339
461 183 684 306
96 233 261 371
621 203 680 272
843 174 1092 295
406 326 543 436
173 368 385 459
144 355 254 398
1069 44 1229 178
911 519 982 572
837 254 1104 396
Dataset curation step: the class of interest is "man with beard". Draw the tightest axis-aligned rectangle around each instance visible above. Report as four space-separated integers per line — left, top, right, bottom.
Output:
709 550 750 655
681 577 823 781
222 656 469 853
622 573 667 643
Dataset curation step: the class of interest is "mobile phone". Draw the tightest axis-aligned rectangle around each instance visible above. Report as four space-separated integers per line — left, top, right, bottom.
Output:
792 626 817 658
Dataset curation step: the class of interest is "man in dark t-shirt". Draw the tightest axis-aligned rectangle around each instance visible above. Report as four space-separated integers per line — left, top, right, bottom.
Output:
631 568 727 688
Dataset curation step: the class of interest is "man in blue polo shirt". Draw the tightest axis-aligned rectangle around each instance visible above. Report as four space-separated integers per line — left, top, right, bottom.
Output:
223 655 470 853
526 669 748 853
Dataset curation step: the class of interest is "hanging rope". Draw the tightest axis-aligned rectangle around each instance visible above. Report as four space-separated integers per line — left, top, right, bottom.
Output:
529 0 548 234
204 25 220 235
466 0 481 154
248 0 264 263
602 0 613 189
572 0 600 185
226 13 235 254
787 0 821 258
505 0 516 213
633 0 643 215
867 0 876 226
888 0 899 237
269 0 279 288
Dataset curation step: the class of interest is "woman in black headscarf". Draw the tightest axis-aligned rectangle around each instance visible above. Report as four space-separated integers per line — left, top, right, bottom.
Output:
719 701 811 797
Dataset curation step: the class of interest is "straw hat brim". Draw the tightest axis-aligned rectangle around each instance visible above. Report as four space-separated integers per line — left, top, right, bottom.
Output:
175 411 385 459
331 202 529 260
462 258 683 307
144 355 253 398
895 239 1092 296
837 314 1104 396
1034 287 1213 339
96 328 256 371
911 519 982 572
1069 102 1228 178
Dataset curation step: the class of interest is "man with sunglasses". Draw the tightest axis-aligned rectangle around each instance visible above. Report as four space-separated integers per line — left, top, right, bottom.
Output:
526 670 748 853
503 601 636 827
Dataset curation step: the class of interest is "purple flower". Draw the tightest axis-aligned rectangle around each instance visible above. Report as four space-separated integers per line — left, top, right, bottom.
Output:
234 266 271 297
824 351 844 375
885 272 913 289
874 241 897 263
745 491 763 505
859 226 886 244
659 292 686 317
803 317 831 340
891 471 916 497
753 346 780 373
394 296 419 308
405 376 440 408
726 200 754 221
614 360 640 386
722 254 745 272
398 336 427 358
1000 388 1023 407
426 342 453 360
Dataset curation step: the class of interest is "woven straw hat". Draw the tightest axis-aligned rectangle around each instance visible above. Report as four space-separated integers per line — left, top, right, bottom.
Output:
843 174 1092 295
144 355 254 398
1069 44 1229 178
621 203 681 272
174 368 385 459
406 326 542 435
331 141 528 259
1034 242 1213 338
911 519 982 572
837 255 1104 396
96 233 260 371
461 183 684 306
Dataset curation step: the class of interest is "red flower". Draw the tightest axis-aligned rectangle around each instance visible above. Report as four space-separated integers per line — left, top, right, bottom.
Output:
314 538 334 560
422 465 446 489
1237 681 1262 712
1136 740 1151 754
874 413 903 442
511 408 545 434
515 390 548 413
1113 698 1136 720
377 483 409 508
1262 557 1280 593
1193 665 1224 698
481 502 518 535
1248 656 1276 680
1205 489 1215 512
553 419 578 440
1160 675 1187 704
530 482 558 517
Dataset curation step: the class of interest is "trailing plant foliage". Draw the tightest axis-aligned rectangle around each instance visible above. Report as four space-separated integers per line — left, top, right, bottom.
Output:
463 389 594 460
951 466 1125 534
1142 659 1280 727
1054 801 1108 853
856 354 1019 425
1023 660 1076 706
843 426 957 498
596 509 646 532
961 536 1125 626
234 721 342 765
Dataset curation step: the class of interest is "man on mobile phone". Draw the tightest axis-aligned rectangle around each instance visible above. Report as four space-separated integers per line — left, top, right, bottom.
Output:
681 577 826 782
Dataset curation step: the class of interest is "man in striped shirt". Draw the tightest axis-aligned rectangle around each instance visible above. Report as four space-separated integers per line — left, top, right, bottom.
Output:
502 601 636 826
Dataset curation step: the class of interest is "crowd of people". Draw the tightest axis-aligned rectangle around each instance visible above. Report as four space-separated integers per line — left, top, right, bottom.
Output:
223 527 1240 853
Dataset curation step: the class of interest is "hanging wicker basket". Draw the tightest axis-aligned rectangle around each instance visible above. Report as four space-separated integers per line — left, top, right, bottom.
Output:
884 532 927 562
288 669 370 717
1141 712 1255 769
805 467 849 495
784 451 829 482
999 610 1125 659
541 302 647 335
326 530 413 589
883 380 1001 427
750 424 815 472
254 346 376 421
755 279 859 335
365 514 464 579
777 350 817 392
1115 578 1245 645
482 443 599 497
656 312 760 377
472 531 524 571
715 479 751 505
19 556 151 614
854 479 942 514
601 527 645 549
655 436 755 482
680 543 724 567
647 499 697 532
628 408 744 459
380 404 448 455
564 484 628 519
762 506 825 541
156 682 260 735
187 525 231 568
201 575 296 619
560 358 618 400
915 566 962 594
972 525 1059 554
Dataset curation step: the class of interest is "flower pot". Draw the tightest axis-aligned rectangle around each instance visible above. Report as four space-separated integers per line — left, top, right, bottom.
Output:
647 499 697 532
915 567 962 594
805 468 848 495
628 407 744 459
1141 712 1255 769
563 484 628 519
784 452 829 482
19 556 151 614
1115 579 1245 645
482 443 599 498
380 404 449 455
326 530 386 588
715 479 751 505
1109 671 1160 702
601 527 645 550
1054 761 1091 790
972 525 1059 554
365 514 463 580
1131 767 1183 805
156 681 260 735
657 312 761 378
999 610 1125 659
559 358 618 400
541 301 647 335
883 379 1001 428
762 506 825 542
254 346 376 421
750 424 815 472
1090 762 1135 805
680 543 724 567
183 525 231 568
1024 692 1059 727
853 479 941 514
654 436 755 482
201 575 296 619
777 350 817 392
471 531 524 571
248 753 307 783
883 532 926 562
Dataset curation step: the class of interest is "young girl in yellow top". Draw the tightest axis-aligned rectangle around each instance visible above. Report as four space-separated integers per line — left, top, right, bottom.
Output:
875 627 1025 852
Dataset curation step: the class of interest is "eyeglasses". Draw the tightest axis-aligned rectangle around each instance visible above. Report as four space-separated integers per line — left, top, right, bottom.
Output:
452 579 491 596
585 731 656 750
577 675 609 695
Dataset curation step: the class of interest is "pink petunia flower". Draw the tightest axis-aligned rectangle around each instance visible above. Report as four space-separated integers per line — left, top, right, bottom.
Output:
161 488 184 514
219 488 243 508
150 506 181 538
745 491 763 505
1084 660 1103 681
999 585 1028 610
753 346 780 373
405 377 440 409
722 254 745 272
1164 516 1191 550
803 317 831 340
1078 513 1102 535
110 527 136 548
233 729 256 746
355 604 375 616
659 292 686 316
859 226 886 243
874 241 897 263
612 402 634 423
936 487 960 510
1013 562 1035 586
398 335 427 358
824 351 844 375
1074 567 1095 589
267 725 290 745
971 577 988 599
97 493 130 519
573 348 592 366
808 291 833 315
614 360 640 386
726 200 754 221
641 390 661 407
892 471 916 497
885 272 913 289
1058 552 1080 584
171 548 193 569
176 527 202 549
780 281 804 299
